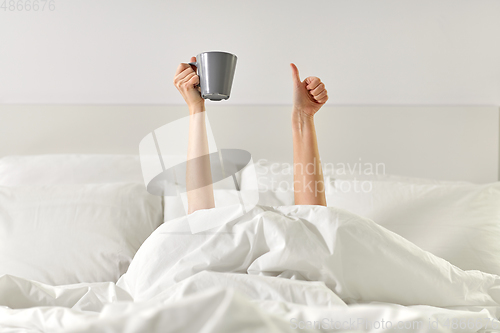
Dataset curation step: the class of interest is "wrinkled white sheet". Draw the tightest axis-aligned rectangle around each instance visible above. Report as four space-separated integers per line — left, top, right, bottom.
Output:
2 205 500 332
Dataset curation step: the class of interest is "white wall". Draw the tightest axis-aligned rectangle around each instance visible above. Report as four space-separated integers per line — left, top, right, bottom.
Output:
1 0 499 105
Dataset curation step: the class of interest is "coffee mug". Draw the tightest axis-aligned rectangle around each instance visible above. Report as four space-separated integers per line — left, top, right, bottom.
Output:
189 51 237 101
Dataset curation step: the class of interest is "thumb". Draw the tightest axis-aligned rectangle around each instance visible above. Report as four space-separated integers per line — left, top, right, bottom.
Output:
290 63 301 85
189 56 197 72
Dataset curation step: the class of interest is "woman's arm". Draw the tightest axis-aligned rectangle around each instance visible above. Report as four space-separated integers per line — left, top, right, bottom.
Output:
174 57 215 214
290 63 329 206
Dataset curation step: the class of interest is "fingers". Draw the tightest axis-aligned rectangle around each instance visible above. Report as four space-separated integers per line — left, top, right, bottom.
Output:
317 95 329 104
180 72 196 85
315 90 328 103
315 90 329 104
187 74 199 86
174 63 191 77
290 63 301 85
310 82 325 96
174 66 193 83
174 64 197 87
305 77 321 91
174 56 198 82
177 74 200 94
307 78 328 104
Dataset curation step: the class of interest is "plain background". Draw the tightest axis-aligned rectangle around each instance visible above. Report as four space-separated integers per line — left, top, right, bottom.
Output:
0 0 499 105
0 1 499 182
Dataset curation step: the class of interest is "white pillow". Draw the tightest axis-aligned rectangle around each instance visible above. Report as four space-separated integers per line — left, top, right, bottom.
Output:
327 180 500 275
0 155 144 186
251 159 466 207
252 159 471 205
0 183 163 285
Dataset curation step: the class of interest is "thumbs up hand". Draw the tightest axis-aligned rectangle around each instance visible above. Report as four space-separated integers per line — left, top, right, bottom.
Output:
290 63 328 117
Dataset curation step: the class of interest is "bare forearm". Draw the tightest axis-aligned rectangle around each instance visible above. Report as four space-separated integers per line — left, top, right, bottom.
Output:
292 109 326 206
186 105 215 213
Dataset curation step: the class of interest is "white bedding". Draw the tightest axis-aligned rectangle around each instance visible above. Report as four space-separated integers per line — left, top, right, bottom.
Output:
0 183 163 285
2 205 500 332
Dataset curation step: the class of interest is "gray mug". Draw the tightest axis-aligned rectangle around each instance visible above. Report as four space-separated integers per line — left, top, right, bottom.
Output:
189 51 237 101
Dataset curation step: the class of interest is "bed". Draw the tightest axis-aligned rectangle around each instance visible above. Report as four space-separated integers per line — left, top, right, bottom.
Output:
0 105 499 332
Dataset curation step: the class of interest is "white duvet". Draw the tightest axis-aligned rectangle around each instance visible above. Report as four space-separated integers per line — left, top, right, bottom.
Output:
2 205 500 333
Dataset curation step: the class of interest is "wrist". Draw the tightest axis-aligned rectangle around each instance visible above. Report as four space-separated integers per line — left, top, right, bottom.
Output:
292 108 314 123
292 108 315 134
188 102 205 115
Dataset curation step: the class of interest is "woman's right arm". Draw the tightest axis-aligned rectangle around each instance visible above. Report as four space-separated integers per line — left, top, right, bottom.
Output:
173 57 215 214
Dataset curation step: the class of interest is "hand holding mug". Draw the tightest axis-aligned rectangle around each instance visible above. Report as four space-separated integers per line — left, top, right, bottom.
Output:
173 56 204 113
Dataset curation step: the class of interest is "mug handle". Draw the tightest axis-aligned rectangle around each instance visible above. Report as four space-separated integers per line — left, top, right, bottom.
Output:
188 62 200 88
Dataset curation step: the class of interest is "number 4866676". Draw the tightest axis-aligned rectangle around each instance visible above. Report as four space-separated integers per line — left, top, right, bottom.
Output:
1 0 56 11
